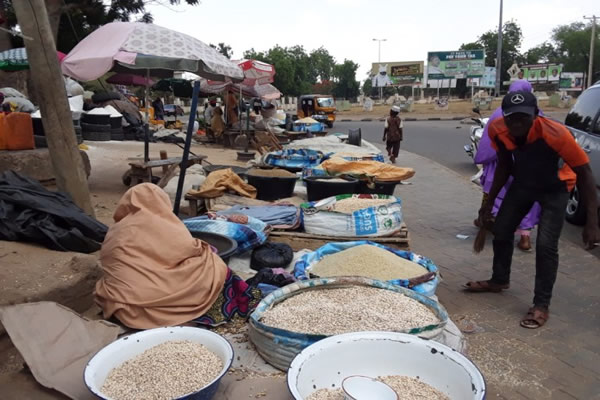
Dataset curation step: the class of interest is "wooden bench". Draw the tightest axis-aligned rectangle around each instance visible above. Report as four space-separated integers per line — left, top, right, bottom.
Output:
123 155 207 187
268 224 410 252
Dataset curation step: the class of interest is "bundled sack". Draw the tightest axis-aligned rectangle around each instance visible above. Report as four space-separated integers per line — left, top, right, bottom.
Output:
293 241 439 297
217 204 300 230
189 168 256 199
301 194 403 237
184 213 269 254
263 149 325 170
251 242 294 271
320 158 415 182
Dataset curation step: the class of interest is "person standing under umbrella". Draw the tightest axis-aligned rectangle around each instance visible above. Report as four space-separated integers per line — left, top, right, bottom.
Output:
152 97 164 121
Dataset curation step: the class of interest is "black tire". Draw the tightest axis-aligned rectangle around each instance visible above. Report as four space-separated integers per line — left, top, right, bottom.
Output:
124 133 136 141
565 187 587 225
74 126 82 136
110 117 123 129
81 122 111 132
76 134 83 144
111 133 125 141
348 128 362 146
83 131 111 141
32 118 45 135
81 114 111 125
92 91 121 103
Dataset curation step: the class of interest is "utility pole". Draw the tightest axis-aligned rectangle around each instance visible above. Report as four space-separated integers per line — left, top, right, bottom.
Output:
495 0 503 97
13 0 95 216
373 38 387 101
584 15 597 88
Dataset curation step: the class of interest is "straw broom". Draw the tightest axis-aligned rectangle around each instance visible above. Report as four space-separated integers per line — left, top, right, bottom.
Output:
473 217 493 253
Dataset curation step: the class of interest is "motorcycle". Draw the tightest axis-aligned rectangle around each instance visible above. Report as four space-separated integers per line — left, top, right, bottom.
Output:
464 107 489 160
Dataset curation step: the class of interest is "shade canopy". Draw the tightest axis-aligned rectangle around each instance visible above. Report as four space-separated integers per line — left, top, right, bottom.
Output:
61 22 244 82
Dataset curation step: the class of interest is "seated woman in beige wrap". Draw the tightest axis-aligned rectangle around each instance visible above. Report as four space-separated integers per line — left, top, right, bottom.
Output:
95 184 260 329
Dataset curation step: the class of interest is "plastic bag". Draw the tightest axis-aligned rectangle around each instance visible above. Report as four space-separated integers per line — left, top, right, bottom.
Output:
251 242 294 271
293 241 440 297
263 149 325 170
301 194 403 237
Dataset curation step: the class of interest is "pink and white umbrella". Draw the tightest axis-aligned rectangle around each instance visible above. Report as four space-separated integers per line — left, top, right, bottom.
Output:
238 59 276 86
61 22 243 82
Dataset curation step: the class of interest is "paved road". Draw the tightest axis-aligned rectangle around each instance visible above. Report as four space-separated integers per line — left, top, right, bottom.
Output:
334 120 597 258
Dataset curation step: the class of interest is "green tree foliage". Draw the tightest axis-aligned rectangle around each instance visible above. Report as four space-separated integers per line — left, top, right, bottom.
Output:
332 60 360 100
210 43 233 59
1 0 201 52
524 42 559 64
551 22 600 79
460 21 524 83
244 46 359 98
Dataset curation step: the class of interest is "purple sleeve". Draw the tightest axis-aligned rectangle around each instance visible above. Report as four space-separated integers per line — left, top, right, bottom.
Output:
473 107 503 165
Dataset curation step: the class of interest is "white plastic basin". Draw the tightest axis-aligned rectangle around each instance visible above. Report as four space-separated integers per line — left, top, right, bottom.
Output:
287 331 485 400
84 326 233 400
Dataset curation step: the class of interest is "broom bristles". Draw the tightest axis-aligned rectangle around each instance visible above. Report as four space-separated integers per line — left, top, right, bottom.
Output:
473 226 487 253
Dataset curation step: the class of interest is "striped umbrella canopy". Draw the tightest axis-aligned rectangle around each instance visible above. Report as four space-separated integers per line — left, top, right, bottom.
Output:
0 48 66 71
200 79 281 100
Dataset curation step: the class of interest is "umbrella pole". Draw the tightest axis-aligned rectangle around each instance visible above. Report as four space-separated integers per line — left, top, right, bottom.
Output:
173 80 201 215
144 69 150 162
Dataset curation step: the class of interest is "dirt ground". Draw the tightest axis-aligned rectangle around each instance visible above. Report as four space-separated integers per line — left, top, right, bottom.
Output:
336 99 566 120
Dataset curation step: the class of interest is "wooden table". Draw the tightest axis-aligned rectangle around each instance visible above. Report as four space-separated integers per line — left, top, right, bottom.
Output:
123 155 206 187
268 224 410 252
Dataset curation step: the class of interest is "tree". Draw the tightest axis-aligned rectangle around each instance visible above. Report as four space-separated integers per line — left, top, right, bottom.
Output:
309 47 336 82
1 0 201 52
332 60 360 100
362 78 373 96
524 42 559 64
210 43 233 59
551 22 600 80
460 20 524 84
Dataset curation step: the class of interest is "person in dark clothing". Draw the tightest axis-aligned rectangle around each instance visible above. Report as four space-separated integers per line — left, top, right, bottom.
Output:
152 97 164 120
383 105 403 163
464 90 599 329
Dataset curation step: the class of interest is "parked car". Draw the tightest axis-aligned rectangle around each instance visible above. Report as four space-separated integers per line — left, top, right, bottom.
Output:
563 83 600 225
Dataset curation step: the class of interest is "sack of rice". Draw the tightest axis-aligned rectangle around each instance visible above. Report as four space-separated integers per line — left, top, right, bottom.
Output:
300 194 403 237
294 241 440 296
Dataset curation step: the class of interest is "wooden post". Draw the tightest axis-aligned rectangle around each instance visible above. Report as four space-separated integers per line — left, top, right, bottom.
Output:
160 150 168 174
13 0 95 217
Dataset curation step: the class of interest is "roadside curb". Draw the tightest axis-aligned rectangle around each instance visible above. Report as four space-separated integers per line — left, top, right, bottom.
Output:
338 116 469 123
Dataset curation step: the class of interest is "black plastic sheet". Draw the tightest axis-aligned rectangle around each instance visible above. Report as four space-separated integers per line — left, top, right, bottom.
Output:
0 171 107 253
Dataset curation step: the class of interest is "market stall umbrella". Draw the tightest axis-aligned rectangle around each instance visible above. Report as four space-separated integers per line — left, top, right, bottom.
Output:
61 22 244 215
200 79 281 100
238 59 276 86
61 22 244 82
106 73 155 87
0 47 66 71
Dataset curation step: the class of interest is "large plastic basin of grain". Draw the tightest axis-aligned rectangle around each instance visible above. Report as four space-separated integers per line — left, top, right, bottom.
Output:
84 327 233 400
293 241 440 297
248 277 448 370
287 331 486 400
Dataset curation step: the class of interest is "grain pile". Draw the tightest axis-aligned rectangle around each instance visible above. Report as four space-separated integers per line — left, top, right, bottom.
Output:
101 340 223 400
260 286 439 335
248 168 296 178
332 197 394 213
305 375 449 400
315 177 350 183
311 245 427 280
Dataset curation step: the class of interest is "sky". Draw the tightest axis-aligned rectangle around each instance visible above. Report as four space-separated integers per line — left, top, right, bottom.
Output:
146 0 597 81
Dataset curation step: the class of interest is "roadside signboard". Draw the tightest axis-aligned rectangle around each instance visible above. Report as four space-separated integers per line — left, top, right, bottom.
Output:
521 64 562 83
426 50 485 79
371 61 424 87
559 72 584 91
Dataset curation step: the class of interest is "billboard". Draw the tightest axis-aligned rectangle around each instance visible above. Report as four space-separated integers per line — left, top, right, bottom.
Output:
371 61 424 87
520 64 562 83
559 72 584 91
427 50 485 79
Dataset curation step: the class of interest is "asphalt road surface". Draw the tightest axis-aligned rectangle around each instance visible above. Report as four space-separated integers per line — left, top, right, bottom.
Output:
334 120 597 257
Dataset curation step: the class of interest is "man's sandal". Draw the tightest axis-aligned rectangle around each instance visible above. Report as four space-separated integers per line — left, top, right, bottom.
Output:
520 306 549 329
463 280 509 293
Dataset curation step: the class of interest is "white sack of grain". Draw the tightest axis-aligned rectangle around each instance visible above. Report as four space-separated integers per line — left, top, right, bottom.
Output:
300 194 403 237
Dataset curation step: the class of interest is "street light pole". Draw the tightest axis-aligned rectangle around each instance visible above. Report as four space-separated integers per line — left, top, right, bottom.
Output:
584 15 597 88
373 38 387 101
495 0 503 97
